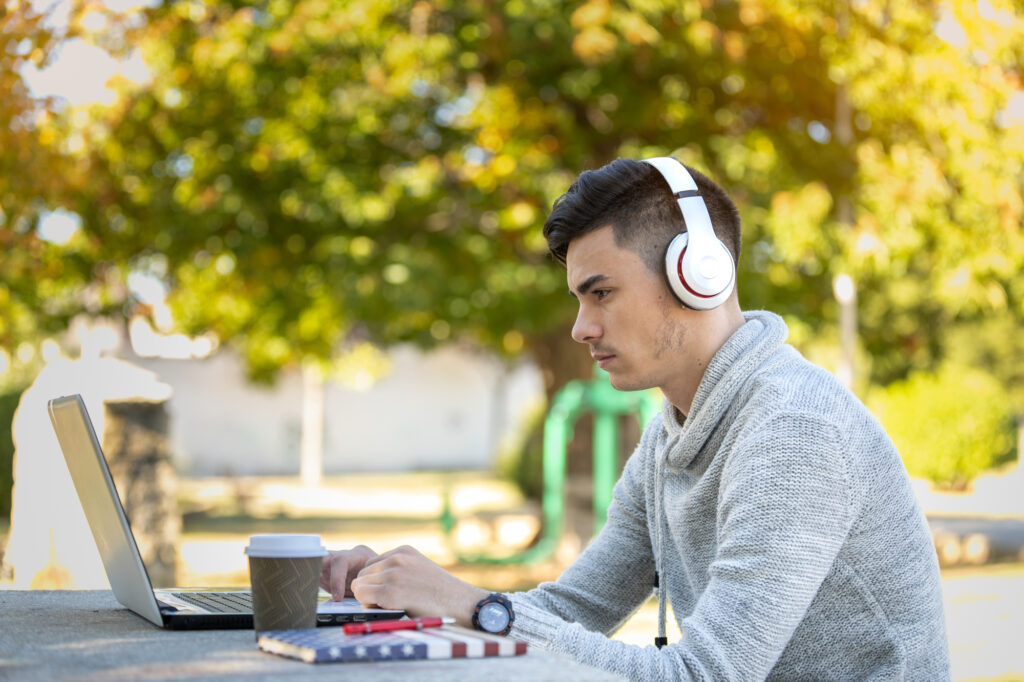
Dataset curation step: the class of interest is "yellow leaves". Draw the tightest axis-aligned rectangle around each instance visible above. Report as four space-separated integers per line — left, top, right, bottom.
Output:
392 155 441 198
331 342 392 391
573 26 618 65
746 134 777 172
739 0 767 26
477 129 504 153
323 168 355 203
983 281 1007 309
571 0 611 29
508 201 535 229
855 141 952 245
764 182 833 270
226 61 255 95
468 85 520 135
37 126 57 147
492 154 516 177
502 330 525 353
941 266 971 298
491 201 538 233
365 64 388 92
994 177 1023 233
361 195 393 222
172 65 190 85
618 12 660 46
686 20 719 55
267 0 291 20
410 1 432 37
349 237 375 261
723 31 746 61
383 263 410 285
570 0 659 64
296 303 328 343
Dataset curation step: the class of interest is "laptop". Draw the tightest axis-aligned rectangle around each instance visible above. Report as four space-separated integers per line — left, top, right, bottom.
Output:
48 394 405 630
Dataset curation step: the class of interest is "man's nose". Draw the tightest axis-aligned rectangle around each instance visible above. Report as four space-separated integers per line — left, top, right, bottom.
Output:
571 307 600 345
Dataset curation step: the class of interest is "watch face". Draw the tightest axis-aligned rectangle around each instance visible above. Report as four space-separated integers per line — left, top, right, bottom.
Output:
478 601 511 633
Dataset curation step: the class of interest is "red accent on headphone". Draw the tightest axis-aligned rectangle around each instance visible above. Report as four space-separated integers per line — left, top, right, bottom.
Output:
676 246 717 299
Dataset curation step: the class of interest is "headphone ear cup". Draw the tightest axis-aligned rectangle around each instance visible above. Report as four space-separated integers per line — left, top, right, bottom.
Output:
664 232 693 307
663 232 735 310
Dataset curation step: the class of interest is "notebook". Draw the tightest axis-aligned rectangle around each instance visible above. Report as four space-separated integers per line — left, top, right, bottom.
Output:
258 625 527 663
47 394 406 630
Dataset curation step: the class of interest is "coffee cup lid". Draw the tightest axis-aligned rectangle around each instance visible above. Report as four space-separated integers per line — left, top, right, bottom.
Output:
244 534 327 558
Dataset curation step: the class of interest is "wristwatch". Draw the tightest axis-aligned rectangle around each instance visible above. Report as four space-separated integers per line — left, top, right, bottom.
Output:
472 592 515 635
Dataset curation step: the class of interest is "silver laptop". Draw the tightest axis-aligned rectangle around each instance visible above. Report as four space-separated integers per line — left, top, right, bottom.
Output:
48 394 405 630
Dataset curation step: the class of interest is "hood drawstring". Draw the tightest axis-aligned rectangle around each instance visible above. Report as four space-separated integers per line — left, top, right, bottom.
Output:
654 454 668 648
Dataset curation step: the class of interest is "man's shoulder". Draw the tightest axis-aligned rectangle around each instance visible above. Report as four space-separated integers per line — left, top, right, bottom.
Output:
728 347 903 489
742 345 878 433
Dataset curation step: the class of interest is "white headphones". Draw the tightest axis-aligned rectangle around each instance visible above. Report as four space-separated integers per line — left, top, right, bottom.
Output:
642 157 736 310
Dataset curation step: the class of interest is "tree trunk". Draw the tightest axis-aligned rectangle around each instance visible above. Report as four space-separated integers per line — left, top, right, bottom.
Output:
528 327 600 550
102 400 180 588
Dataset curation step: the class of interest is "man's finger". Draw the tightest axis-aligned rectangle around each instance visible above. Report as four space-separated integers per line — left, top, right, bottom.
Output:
360 549 396 569
329 564 350 600
324 555 353 600
358 550 403 574
361 544 415 570
351 576 390 609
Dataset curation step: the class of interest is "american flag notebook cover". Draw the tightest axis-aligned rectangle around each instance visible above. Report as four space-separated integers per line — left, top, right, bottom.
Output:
257 625 528 663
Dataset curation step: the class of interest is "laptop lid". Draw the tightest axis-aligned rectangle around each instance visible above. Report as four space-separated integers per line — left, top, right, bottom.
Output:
48 394 166 627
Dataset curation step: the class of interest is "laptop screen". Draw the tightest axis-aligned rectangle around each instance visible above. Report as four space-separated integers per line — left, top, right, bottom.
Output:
48 394 166 626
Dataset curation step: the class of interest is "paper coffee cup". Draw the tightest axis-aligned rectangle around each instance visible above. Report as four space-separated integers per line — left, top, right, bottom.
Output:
245 534 327 636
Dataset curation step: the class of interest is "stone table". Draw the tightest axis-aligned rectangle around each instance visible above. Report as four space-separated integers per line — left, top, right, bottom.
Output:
0 590 626 681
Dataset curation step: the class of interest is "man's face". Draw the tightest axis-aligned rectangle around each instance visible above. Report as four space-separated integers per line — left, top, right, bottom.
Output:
566 225 688 392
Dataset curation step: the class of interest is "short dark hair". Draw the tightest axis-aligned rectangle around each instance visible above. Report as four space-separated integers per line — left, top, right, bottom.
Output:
542 158 741 273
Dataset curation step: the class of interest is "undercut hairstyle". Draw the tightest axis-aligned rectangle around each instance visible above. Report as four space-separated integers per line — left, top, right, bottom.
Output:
542 158 742 274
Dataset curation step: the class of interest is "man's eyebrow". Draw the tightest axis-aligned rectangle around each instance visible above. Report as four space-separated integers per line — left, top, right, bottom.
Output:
569 274 609 298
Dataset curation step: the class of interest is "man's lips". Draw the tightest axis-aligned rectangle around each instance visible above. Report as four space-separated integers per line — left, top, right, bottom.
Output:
592 352 615 363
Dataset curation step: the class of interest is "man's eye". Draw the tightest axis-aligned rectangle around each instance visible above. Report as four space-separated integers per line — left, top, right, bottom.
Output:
595 289 610 300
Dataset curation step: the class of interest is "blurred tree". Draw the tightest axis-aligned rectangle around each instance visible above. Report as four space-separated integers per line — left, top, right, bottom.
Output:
8 0 1024 424
830 0 1024 390
69 0 580 384
869 361 1017 489
0 1 99 364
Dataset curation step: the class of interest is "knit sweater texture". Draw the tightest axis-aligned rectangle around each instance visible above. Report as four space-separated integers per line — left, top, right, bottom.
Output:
508 310 950 681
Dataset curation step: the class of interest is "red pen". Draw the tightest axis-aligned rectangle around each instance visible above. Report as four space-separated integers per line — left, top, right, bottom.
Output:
343 617 455 635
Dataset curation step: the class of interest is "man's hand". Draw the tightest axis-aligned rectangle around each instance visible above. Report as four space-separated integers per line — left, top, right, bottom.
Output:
351 545 489 627
320 545 378 601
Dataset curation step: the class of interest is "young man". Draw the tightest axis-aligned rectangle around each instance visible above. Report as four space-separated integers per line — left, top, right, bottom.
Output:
321 157 950 680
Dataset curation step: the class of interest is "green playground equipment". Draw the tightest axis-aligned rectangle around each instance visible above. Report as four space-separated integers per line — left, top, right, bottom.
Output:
443 365 661 564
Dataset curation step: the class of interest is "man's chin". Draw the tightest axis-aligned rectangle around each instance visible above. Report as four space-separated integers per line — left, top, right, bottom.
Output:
607 372 650 393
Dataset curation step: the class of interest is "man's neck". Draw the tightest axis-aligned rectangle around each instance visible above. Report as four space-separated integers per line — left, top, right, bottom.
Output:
662 305 745 418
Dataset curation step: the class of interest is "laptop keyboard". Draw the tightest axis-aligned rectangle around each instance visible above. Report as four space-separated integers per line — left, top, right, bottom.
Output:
169 591 253 613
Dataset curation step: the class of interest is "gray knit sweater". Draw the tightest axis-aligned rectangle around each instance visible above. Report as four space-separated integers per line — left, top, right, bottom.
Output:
509 310 949 681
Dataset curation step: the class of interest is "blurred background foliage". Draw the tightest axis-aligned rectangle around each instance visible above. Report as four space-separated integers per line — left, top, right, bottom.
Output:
1 0 1023 489
869 362 1017 489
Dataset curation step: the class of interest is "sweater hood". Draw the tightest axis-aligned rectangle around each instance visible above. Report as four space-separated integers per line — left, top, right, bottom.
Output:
660 310 789 472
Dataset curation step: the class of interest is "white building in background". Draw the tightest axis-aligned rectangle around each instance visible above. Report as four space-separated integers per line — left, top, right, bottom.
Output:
126 341 544 477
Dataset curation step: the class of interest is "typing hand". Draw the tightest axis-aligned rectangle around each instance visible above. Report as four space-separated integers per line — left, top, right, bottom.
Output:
320 544 378 601
351 545 488 627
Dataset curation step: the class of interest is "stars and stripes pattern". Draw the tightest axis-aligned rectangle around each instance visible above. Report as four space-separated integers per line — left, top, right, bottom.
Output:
258 625 527 663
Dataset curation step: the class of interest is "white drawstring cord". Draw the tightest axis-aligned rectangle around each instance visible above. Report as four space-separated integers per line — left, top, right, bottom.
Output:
654 455 668 648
